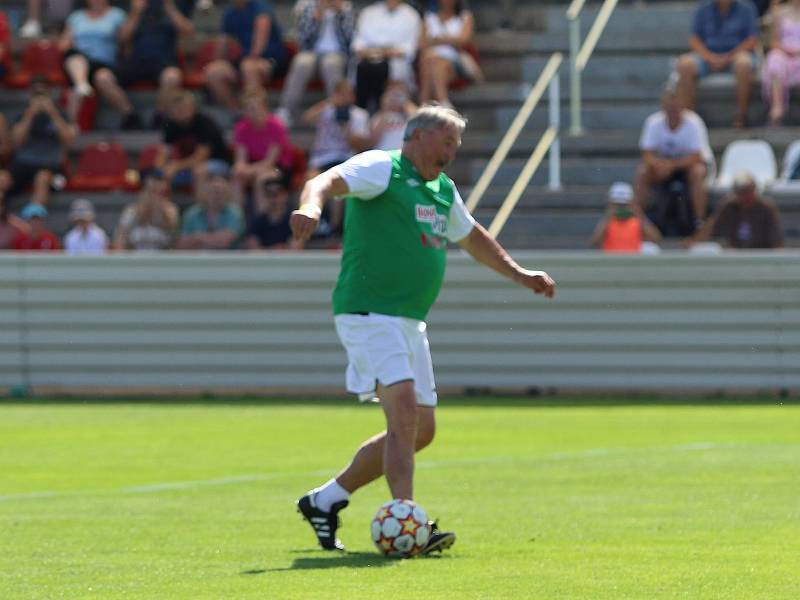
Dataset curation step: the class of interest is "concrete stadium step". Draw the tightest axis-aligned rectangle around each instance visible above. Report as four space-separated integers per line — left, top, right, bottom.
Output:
465 157 638 187
522 55 674 87
543 2 694 36
494 103 655 132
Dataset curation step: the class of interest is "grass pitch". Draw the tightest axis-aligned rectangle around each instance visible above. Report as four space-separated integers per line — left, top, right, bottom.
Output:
1 397 799 599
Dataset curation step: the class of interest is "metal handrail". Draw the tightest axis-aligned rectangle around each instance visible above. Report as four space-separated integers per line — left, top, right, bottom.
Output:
568 0 619 135
465 52 563 215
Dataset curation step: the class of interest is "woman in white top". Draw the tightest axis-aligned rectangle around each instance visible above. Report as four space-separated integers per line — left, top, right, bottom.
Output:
418 0 476 106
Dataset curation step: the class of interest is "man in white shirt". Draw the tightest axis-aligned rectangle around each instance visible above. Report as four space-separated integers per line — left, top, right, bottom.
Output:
351 0 421 112
634 89 709 235
63 199 109 255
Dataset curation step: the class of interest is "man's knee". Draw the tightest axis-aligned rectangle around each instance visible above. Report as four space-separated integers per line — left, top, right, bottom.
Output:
160 67 182 90
688 162 707 183
415 409 436 450
733 52 753 75
383 381 419 434
677 54 697 79
93 68 117 89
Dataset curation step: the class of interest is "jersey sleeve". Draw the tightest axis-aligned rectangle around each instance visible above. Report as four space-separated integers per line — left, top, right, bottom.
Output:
445 186 476 242
333 150 393 199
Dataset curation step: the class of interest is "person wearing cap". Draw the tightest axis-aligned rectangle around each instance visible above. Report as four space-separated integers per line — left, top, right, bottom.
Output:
177 160 244 249
13 203 60 251
113 168 179 251
591 182 662 253
63 199 109 255
245 175 301 250
684 171 784 249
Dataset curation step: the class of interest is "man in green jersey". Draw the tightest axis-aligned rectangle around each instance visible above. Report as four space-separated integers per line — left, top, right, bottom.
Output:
293 105 556 554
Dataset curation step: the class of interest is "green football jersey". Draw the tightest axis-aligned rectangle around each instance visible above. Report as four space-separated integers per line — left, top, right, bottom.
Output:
332 150 472 321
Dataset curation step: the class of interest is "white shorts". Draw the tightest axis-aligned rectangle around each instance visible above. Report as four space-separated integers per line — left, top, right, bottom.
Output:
334 313 438 407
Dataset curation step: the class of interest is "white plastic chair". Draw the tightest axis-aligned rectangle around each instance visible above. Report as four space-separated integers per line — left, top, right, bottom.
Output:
767 139 800 194
713 139 777 192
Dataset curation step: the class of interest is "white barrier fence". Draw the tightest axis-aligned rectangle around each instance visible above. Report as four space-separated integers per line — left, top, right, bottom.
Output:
1 252 799 394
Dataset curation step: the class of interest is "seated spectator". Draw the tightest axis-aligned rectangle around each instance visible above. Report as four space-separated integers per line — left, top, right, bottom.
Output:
369 81 417 150
634 89 708 237
177 161 244 249
591 182 662 253
118 0 195 128
59 0 143 129
3 76 76 207
0 196 27 250
113 168 179 250
275 0 355 126
676 0 758 128
63 199 108 254
158 91 232 188
13 203 59 251
20 0 76 38
0 114 11 172
204 0 289 112
684 171 784 248
418 0 477 107
762 0 800 126
304 80 370 176
351 0 421 113
0 10 10 82
245 175 302 249
233 88 295 210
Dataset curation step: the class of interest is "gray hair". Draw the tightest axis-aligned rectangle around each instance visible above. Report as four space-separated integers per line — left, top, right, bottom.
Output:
403 104 468 141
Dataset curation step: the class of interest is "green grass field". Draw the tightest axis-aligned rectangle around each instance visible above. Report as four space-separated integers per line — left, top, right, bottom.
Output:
1 397 799 599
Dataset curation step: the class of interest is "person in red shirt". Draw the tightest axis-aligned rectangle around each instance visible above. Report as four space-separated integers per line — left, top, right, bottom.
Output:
591 182 662 253
13 203 60 251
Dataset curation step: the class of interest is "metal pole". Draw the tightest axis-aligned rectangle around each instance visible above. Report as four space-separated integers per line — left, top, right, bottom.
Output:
569 17 583 136
548 76 561 191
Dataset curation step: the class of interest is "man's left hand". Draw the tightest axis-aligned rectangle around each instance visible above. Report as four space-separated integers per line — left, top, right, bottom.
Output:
516 269 556 298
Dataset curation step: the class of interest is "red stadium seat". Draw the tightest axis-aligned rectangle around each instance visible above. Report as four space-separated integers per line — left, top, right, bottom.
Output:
66 142 136 191
287 143 308 191
5 40 68 89
0 12 11 78
183 38 243 89
137 143 166 172
450 43 481 91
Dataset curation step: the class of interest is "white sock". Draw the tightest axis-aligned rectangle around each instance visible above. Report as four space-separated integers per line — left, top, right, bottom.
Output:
313 479 350 512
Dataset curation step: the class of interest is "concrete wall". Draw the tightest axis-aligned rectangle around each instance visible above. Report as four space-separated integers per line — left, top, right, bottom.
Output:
1 252 799 395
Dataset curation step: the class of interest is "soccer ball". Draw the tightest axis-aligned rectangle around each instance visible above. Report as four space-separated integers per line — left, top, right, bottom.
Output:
371 498 430 558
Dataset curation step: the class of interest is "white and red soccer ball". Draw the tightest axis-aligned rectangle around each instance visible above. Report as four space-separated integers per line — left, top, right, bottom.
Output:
371 498 430 558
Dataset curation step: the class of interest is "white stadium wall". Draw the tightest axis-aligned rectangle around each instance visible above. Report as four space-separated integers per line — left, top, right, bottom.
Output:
1 252 799 394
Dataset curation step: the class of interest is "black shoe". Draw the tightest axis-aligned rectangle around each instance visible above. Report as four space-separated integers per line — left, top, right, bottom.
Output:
419 520 456 555
296 491 348 551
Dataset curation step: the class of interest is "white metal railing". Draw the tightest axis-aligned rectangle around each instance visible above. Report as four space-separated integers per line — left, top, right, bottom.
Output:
465 52 563 235
568 0 619 135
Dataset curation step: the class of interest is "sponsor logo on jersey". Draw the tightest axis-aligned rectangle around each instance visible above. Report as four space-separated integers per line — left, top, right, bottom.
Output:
416 204 448 238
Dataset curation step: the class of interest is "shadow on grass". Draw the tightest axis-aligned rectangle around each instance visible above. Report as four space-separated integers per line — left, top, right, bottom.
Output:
241 551 401 573
2 394 799 408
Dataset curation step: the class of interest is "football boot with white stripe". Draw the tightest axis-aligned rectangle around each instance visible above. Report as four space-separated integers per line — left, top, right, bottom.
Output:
419 520 456 555
296 491 349 551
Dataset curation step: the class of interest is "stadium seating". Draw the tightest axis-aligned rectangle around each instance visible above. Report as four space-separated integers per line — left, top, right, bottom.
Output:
713 140 778 192
182 38 243 89
66 142 137 192
4 40 67 88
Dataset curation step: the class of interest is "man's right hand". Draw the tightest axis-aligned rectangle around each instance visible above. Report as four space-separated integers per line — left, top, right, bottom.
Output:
290 205 322 242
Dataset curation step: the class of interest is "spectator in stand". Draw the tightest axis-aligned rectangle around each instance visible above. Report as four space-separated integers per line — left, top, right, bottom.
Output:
13 203 59 251
0 114 11 173
118 0 196 129
275 0 355 127
177 161 244 249
204 0 288 112
20 0 75 38
418 0 477 107
369 81 417 150
0 10 10 82
63 199 108 254
3 76 76 207
158 91 232 188
634 89 708 236
305 80 370 176
0 196 27 250
245 174 302 249
762 0 800 126
59 0 143 129
113 168 179 250
684 171 784 249
591 182 662 253
675 0 758 129
233 88 295 213
351 0 421 113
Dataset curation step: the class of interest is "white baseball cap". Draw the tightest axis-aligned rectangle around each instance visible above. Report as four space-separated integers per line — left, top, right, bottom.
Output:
608 182 633 204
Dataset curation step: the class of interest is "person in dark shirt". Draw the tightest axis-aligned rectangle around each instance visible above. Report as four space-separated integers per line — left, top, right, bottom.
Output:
245 174 301 249
204 0 288 111
2 76 76 206
158 91 232 187
118 0 195 128
685 171 784 249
